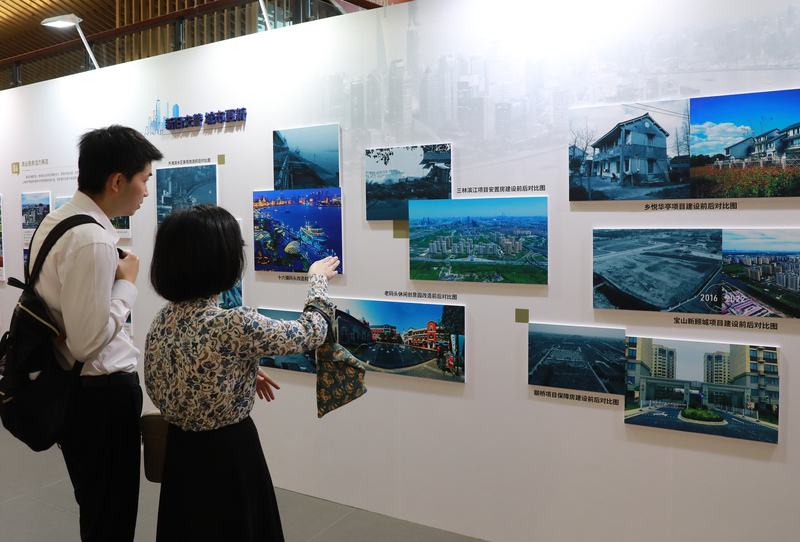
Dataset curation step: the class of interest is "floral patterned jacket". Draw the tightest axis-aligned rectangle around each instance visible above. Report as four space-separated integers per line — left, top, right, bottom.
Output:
144 274 332 431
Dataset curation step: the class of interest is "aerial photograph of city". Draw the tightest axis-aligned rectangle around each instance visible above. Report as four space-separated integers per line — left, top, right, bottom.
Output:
624 336 779 444
331 297 465 382
273 124 340 190
365 143 451 220
409 197 548 284
528 323 626 395
253 188 343 273
256 308 318 374
593 229 722 313
690 88 800 198
155 163 217 226
569 100 690 201
720 229 800 318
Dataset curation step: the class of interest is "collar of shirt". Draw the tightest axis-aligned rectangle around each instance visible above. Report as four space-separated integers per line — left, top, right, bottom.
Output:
65 190 120 245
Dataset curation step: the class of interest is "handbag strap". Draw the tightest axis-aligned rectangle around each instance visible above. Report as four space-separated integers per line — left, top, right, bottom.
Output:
27 214 102 287
304 305 335 343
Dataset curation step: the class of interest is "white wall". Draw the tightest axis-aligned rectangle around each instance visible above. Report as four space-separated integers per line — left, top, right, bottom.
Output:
2 1 800 540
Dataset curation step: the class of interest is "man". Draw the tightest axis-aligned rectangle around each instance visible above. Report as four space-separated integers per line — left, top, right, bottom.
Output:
29 125 163 542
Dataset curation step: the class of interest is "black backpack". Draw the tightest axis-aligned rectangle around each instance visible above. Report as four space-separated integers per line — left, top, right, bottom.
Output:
0 214 101 451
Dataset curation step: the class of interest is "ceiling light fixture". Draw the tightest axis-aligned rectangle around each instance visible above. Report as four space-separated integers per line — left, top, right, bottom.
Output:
41 14 99 70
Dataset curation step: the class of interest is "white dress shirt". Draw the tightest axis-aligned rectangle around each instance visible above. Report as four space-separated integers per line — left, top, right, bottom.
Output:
30 191 138 376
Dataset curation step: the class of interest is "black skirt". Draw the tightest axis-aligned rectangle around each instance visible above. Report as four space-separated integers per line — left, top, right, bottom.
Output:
156 416 284 542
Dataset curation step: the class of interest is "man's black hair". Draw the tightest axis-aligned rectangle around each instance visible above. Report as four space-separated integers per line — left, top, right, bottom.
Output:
150 204 245 302
77 125 164 194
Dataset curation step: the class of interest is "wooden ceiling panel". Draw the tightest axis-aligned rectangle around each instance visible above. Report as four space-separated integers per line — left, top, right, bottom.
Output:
0 0 117 61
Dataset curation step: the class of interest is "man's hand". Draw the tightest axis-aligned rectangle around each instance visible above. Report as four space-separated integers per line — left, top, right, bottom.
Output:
115 250 140 283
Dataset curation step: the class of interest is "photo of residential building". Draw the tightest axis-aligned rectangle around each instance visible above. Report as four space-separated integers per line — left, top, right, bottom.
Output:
21 191 50 230
569 100 690 201
690 88 800 198
721 229 800 318
409 197 547 284
625 337 779 444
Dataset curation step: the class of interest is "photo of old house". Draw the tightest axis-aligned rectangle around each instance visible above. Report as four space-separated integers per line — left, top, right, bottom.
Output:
569 100 690 201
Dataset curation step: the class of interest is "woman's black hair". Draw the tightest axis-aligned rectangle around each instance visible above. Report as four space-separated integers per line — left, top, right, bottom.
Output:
150 204 244 302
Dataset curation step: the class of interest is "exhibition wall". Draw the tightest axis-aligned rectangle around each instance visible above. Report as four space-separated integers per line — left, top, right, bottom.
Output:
2 1 800 540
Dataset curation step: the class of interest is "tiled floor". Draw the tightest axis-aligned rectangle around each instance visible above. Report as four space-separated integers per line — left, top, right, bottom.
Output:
0 428 485 542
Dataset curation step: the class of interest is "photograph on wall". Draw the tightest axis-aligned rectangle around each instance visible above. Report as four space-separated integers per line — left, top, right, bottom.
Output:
54 196 71 210
21 191 50 245
111 216 132 239
253 188 343 274
330 297 465 382
624 337 779 444
720 229 800 318
155 163 218 226
219 218 243 308
365 143 452 220
219 277 243 309
594 229 722 313
568 100 690 201
594 228 800 318
528 323 626 395
256 308 318 373
124 312 132 337
690 88 800 199
273 124 340 190
409 196 547 284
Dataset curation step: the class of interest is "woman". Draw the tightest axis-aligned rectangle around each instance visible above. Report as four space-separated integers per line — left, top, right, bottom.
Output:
145 204 338 541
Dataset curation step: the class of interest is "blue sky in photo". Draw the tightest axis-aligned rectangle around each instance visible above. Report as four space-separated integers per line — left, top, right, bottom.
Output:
629 336 735 382
21 192 50 206
257 308 302 321
723 229 800 252
690 88 800 156
409 196 547 219
332 298 453 332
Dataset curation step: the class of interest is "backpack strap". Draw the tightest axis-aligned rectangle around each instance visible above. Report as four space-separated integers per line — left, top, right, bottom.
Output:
26 215 102 287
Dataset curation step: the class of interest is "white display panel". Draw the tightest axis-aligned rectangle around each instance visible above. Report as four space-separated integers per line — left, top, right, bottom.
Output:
2 1 799 541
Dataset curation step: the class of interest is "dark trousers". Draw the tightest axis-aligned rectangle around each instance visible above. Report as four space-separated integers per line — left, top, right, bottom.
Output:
60 373 143 542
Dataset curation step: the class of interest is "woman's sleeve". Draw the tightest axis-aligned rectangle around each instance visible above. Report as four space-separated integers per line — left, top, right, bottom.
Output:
235 273 334 359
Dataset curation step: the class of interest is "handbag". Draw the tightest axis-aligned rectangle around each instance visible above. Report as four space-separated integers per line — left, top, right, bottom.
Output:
140 410 169 483
306 306 367 418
